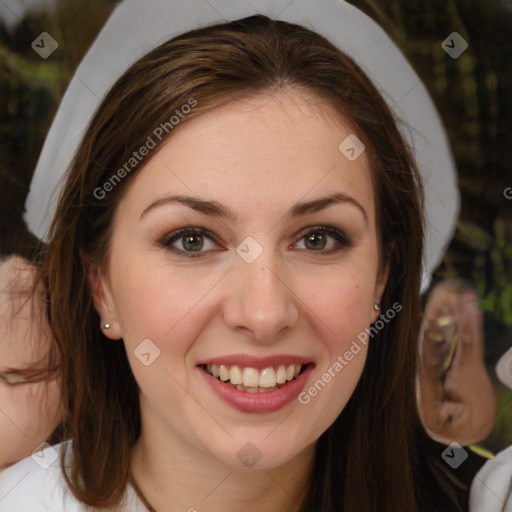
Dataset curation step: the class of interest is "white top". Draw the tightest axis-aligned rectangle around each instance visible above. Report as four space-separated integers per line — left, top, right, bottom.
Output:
0 441 147 511
470 446 512 512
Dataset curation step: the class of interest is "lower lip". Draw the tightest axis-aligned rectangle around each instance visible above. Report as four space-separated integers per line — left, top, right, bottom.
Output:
198 364 314 413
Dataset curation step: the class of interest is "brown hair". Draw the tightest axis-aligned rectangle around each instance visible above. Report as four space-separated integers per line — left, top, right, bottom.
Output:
38 14 462 511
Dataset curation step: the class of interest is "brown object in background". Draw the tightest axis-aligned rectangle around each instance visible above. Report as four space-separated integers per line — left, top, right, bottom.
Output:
417 278 496 446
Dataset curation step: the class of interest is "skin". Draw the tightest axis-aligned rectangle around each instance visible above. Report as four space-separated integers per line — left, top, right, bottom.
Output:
91 88 389 512
417 281 496 445
0 255 64 469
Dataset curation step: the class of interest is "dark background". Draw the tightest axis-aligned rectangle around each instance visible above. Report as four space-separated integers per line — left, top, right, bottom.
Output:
1 0 511 452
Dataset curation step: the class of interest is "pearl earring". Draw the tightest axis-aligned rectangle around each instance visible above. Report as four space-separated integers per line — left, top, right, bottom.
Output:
374 303 381 311
103 323 111 330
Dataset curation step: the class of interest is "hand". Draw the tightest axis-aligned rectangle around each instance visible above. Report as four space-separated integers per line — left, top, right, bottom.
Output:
0 255 65 468
417 279 496 446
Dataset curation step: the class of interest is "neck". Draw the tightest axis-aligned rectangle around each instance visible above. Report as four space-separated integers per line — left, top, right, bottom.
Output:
129 409 314 512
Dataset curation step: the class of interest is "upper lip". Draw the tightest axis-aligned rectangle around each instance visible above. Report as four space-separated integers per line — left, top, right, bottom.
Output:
196 354 314 370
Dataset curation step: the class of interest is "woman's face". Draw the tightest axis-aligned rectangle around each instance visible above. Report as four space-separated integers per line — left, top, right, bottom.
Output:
94 89 388 469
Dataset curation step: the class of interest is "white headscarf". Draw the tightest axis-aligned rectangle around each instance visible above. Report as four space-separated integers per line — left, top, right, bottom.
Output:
23 0 459 293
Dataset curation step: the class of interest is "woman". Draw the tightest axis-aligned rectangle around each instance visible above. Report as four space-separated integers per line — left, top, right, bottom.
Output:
0 13 471 512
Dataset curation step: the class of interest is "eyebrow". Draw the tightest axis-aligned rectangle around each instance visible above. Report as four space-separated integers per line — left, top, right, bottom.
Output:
139 192 367 224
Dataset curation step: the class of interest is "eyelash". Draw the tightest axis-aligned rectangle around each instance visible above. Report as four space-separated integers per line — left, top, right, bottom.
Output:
158 225 353 259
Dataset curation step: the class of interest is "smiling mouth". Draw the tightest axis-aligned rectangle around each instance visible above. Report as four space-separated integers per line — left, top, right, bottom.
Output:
201 363 310 393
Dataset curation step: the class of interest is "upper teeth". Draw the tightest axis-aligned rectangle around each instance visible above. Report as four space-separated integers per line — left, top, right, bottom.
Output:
205 364 302 388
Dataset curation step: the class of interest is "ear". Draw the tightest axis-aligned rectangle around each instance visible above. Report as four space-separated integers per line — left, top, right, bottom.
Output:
87 260 123 340
371 257 391 324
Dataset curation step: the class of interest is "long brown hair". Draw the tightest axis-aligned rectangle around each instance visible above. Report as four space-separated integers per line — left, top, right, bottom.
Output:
38 14 462 511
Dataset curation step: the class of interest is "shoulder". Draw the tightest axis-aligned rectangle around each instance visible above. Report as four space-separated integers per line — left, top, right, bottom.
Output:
0 440 145 512
0 441 83 512
470 445 512 512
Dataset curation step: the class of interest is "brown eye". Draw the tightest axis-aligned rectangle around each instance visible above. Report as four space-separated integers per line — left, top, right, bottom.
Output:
304 232 327 250
159 225 353 259
295 226 353 253
160 227 219 258
181 233 204 252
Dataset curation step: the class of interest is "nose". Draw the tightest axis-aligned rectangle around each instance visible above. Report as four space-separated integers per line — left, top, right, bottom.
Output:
222 248 300 344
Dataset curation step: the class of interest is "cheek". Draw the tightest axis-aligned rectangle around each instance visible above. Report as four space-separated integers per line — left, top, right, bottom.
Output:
295 268 375 432
301 352 367 438
109 252 220 360
307 267 377 355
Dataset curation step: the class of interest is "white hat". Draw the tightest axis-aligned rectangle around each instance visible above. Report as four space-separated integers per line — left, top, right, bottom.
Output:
23 0 459 293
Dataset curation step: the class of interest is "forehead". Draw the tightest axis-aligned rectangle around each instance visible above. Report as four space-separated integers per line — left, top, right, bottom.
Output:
119 89 376 222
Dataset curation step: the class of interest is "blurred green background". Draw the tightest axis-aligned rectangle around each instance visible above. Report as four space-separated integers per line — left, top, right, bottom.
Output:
0 0 511 452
